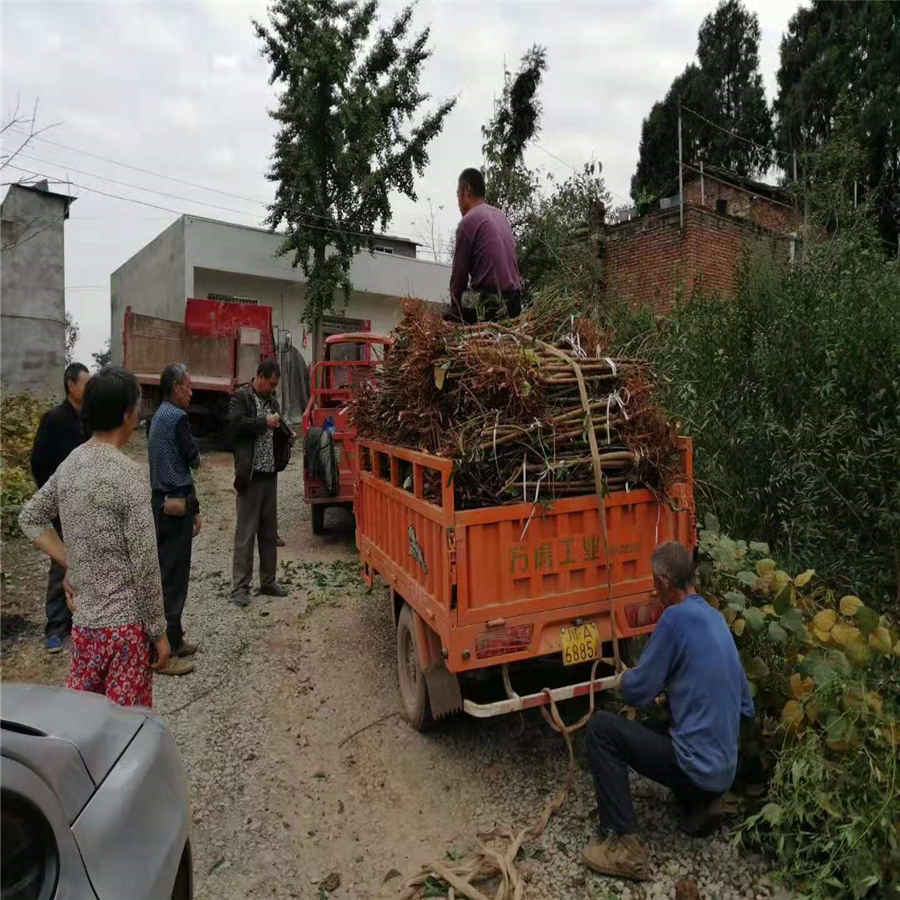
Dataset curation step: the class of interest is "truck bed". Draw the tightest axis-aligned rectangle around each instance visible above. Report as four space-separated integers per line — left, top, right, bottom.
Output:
356 438 695 676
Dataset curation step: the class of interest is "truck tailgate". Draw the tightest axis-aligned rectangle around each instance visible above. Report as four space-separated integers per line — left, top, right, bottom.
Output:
456 486 689 625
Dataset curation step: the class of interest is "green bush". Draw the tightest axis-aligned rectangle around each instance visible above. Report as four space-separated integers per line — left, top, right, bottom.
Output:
1 392 51 536
697 518 899 899
603 231 900 608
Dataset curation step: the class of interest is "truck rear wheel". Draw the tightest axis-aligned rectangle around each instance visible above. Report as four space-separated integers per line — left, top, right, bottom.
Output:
396 604 433 731
311 505 325 535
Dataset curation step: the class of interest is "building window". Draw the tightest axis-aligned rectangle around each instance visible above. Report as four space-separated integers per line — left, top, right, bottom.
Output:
373 245 394 255
208 292 259 305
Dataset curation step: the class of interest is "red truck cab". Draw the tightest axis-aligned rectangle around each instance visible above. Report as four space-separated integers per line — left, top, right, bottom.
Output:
123 298 276 433
301 333 390 534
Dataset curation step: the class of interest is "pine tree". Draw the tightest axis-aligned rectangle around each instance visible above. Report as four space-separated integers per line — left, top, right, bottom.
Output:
481 45 547 232
775 1 899 252
255 0 456 327
631 0 773 201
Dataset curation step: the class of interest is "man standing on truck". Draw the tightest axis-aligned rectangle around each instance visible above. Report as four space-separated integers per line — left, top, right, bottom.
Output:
447 167 521 324
148 363 202 676
581 541 754 881
230 359 291 607
30 362 90 653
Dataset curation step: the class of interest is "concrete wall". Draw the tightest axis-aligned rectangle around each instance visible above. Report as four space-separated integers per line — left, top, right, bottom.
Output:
110 214 451 366
110 218 186 364
183 216 448 304
0 186 69 399
193 267 416 365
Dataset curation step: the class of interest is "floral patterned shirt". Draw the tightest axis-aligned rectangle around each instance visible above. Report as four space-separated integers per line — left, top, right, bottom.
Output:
19 440 167 640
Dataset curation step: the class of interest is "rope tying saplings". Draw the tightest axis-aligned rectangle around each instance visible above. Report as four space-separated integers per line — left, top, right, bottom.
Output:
349 294 682 511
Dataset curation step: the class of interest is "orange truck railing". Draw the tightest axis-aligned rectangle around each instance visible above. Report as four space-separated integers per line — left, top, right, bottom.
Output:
356 437 695 719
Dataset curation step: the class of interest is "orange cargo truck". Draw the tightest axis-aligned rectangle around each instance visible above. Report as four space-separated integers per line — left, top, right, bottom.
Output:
356 437 696 729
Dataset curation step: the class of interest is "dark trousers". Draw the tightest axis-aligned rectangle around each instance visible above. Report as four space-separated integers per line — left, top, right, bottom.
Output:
586 710 720 834
454 290 522 325
151 493 194 651
45 524 72 638
232 473 277 596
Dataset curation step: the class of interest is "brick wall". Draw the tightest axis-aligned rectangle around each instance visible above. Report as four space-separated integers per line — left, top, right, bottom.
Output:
602 203 790 315
682 179 801 235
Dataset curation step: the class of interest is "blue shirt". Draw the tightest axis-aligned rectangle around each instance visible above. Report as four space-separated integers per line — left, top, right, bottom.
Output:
620 594 754 793
148 401 200 493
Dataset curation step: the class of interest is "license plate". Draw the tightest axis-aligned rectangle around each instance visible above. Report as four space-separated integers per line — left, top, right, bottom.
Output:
560 622 600 666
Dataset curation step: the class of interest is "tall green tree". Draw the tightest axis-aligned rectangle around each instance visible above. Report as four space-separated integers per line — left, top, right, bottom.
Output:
255 0 456 327
631 0 774 200
775 1 899 252
481 45 547 231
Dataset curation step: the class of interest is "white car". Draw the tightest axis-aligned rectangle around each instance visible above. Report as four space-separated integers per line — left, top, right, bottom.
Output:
1 683 192 900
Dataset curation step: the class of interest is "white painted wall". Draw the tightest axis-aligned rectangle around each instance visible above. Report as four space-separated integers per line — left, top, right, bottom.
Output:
110 214 452 365
183 216 450 305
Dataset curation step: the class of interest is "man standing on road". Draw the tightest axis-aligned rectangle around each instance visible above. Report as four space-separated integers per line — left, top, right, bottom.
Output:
447 167 521 324
148 363 201 676
581 541 754 881
230 359 291 607
30 362 90 653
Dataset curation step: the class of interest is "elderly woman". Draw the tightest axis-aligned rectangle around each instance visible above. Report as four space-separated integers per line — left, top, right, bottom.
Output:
19 366 170 706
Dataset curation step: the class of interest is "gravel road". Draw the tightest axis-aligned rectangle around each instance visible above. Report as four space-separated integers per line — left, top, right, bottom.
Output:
0 433 790 900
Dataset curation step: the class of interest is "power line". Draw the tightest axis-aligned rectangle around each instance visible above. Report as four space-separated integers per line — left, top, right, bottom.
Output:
4 163 437 248
16 151 272 222
680 105 792 161
7 125 426 243
533 142 632 207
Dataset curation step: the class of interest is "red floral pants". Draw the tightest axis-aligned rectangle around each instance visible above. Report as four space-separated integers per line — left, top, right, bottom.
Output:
67 624 153 707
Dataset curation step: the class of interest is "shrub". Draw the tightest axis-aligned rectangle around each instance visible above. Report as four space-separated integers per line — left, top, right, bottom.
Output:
602 230 900 608
697 516 899 899
0 392 51 536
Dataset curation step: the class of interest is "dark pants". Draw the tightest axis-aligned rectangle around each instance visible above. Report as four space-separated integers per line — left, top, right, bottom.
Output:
45 523 72 639
453 290 522 325
586 710 721 834
232 473 277 596
151 493 194 651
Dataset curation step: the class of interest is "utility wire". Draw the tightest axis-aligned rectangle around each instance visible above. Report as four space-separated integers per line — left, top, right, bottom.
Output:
4 163 443 249
7 125 426 243
533 142 632 207
680 105 792 161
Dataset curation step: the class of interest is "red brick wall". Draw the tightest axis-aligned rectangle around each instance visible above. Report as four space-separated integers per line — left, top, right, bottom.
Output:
602 204 789 314
682 179 801 235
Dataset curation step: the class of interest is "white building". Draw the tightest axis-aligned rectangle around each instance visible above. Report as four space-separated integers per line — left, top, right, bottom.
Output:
110 214 451 366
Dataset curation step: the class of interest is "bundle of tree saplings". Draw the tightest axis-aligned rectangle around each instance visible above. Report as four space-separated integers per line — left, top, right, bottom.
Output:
350 294 682 510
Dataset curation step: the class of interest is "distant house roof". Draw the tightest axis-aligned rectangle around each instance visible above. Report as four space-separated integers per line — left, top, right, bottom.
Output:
182 213 419 248
683 166 792 204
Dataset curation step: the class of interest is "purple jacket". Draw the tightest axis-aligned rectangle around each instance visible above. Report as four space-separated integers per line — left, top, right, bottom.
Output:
449 203 520 306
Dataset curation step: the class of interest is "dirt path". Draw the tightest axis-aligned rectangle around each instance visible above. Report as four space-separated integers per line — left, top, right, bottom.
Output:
1 434 785 900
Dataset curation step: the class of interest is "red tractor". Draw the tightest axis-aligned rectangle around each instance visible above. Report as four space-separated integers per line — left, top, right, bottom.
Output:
301 333 391 534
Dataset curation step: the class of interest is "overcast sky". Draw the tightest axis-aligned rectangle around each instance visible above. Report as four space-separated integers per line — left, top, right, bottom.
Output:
2 0 802 362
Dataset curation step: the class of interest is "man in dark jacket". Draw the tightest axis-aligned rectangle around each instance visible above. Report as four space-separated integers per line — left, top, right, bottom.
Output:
229 359 291 607
148 363 201 676
30 362 90 652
